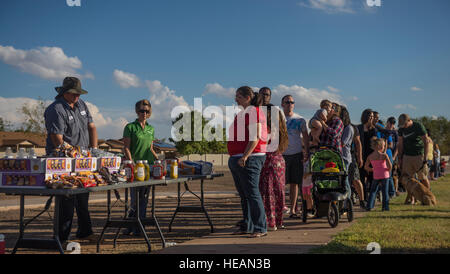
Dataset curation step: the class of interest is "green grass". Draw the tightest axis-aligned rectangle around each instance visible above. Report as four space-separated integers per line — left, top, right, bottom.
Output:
310 175 450 254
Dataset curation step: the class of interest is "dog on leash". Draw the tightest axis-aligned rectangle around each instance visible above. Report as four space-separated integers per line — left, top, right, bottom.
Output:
402 176 437 206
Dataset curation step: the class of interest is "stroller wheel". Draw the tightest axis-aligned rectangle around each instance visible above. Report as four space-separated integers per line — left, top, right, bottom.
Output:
347 198 354 222
328 202 339 228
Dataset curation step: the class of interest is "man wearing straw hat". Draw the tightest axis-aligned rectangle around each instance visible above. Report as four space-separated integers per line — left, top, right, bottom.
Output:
44 76 98 243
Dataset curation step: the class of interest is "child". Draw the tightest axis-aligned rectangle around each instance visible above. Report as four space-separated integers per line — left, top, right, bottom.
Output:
365 138 392 211
309 100 333 146
440 158 447 176
302 160 315 217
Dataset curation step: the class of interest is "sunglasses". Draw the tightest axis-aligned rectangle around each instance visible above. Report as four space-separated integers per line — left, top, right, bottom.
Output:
138 109 150 114
284 101 295 105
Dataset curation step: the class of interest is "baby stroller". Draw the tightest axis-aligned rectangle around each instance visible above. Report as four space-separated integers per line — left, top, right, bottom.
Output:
302 146 353 228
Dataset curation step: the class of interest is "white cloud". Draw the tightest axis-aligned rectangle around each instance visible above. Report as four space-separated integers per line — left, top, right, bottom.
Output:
271 84 343 109
394 104 417 110
203 83 235 98
0 96 127 139
410 86 423 91
327 85 340 92
113 69 141 89
298 0 355 13
0 45 93 81
144 79 191 137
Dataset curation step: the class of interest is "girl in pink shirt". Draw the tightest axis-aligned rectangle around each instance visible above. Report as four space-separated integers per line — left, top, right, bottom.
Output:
364 138 392 211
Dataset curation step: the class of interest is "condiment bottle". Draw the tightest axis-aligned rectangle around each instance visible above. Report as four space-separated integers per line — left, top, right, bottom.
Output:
135 160 145 181
153 160 164 180
124 160 135 182
171 159 178 179
143 160 150 181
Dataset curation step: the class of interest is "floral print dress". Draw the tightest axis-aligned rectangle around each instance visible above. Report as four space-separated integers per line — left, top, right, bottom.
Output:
259 152 286 228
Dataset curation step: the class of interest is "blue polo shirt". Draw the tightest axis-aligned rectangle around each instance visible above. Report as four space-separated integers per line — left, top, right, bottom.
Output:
44 98 93 155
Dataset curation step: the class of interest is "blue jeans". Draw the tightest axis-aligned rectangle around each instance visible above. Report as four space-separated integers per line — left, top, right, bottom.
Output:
127 186 150 232
367 178 389 211
343 160 352 199
229 155 267 233
388 176 395 197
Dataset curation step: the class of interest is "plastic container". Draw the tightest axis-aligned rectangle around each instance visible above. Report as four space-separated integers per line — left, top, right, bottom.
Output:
135 160 145 181
143 160 150 181
171 160 178 179
0 234 5 254
153 160 164 180
124 160 135 182
5 147 13 159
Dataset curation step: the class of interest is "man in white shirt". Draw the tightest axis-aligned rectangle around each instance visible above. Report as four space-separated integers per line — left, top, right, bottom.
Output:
281 95 309 218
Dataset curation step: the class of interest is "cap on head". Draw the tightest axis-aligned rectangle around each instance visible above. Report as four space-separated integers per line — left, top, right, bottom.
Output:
398 113 410 128
55 77 88 99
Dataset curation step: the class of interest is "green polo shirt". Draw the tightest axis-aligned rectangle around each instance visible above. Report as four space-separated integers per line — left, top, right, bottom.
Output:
123 119 156 164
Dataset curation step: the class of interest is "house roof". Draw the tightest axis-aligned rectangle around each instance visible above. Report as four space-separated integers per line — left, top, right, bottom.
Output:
0 131 46 147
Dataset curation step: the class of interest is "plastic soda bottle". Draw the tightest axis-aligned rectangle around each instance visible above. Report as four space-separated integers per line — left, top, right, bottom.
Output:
135 160 145 181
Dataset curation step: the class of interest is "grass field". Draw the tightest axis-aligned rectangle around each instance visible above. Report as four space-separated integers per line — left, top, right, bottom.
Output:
310 175 450 254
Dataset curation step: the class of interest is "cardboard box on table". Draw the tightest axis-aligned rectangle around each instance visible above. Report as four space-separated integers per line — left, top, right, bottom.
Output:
0 157 72 188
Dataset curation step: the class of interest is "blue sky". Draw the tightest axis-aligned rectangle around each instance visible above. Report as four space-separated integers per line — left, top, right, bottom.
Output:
1 0 449 139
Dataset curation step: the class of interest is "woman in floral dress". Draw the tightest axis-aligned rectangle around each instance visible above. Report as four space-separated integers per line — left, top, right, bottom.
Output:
259 104 289 231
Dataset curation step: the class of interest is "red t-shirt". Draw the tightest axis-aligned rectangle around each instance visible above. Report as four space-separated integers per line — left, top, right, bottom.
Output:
227 106 267 156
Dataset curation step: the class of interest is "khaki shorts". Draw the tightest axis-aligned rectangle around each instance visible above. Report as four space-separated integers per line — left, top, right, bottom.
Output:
402 155 428 181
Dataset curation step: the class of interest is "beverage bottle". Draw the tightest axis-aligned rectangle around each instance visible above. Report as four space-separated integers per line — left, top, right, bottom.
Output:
143 160 151 181
135 160 145 181
171 159 178 179
124 160 135 182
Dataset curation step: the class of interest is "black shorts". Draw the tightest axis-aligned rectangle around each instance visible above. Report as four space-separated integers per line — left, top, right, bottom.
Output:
283 152 304 185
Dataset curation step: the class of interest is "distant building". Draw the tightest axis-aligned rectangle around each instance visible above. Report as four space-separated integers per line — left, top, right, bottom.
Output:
0 132 178 158
0 131 47 155
99 138 178 158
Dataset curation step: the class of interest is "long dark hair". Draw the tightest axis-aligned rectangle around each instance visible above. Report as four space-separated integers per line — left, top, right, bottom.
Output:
361 108 373 125
237 86 263 106
340 106 351 127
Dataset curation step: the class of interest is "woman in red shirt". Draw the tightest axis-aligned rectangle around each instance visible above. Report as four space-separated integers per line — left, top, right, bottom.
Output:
228 86 268 238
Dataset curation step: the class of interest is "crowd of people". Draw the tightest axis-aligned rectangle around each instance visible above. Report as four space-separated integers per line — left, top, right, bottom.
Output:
227 86 445 238
43 76 445 243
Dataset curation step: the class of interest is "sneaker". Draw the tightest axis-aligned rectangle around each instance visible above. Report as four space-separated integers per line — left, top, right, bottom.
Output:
283 207 290 214
267 226 277 231
278 225 287 229
307 210 315 218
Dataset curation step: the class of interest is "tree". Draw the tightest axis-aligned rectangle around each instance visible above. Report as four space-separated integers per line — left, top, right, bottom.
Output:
413 116 450 155
169 110 227 155
0 117 12 131
19 97 47 134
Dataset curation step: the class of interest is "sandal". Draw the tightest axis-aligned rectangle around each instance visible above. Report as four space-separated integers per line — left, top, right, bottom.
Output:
289 213 300 219
249 232 267 238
